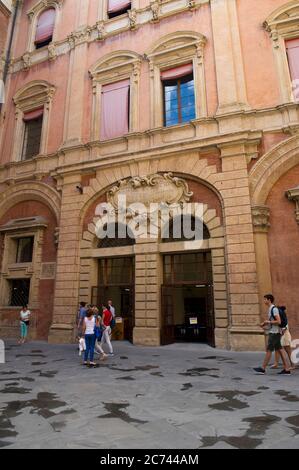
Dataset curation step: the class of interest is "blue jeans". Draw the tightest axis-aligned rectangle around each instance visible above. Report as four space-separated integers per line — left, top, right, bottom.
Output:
20 321 28 338
84 334 96 363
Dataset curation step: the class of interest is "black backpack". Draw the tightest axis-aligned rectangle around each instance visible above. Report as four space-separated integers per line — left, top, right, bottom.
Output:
271 306 288 329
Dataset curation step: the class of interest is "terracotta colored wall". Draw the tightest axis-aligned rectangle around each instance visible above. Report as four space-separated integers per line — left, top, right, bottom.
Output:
84 5 218 137
3 3 218 159
266 165 299 338
0 200 58 339
237 0 286 109
0 54 70 163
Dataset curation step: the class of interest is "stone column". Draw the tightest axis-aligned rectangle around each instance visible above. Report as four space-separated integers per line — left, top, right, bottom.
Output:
48 174 83 343
210 0 249 114
134 239 162 346
216 141 264 350
252 205 272 319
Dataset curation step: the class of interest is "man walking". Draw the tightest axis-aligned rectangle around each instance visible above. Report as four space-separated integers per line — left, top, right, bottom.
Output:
254 294 291 375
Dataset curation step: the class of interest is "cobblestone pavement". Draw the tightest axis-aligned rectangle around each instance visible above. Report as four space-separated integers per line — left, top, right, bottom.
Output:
0 341 298 449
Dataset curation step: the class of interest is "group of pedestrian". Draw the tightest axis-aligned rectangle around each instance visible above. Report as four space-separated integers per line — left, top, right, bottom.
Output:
77 300 115 368
254 294 296 375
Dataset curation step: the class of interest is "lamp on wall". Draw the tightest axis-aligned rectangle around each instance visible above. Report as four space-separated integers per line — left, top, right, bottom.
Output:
76 185 83 194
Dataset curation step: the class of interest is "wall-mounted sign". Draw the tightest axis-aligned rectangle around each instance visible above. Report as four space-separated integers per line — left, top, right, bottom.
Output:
189 317 198 325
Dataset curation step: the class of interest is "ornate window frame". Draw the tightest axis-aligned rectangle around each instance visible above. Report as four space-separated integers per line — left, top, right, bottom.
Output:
264 1 299 104
26 0 62 53
0 223 47 310
146 31 207 129
98 0 139 22
89 51 142 141
12 81 56 162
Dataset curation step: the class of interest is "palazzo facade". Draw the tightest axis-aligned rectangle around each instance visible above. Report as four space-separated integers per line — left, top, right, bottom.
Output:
0 0 299 350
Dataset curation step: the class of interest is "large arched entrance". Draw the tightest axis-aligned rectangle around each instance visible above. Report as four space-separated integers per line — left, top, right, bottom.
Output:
80 172 227 348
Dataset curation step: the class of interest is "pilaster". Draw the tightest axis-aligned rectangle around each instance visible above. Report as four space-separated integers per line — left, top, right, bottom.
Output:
210 0 249 115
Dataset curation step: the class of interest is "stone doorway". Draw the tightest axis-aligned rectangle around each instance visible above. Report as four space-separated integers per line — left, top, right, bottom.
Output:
161 252 215 346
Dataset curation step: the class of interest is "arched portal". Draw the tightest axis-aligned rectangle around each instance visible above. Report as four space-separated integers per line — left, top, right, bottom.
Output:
79 172 227 348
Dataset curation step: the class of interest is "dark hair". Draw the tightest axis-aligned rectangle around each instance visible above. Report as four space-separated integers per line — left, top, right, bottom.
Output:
22 305 28 310
264 294 274 303
80 302 87 308
278 306 286 312
86 308 93 318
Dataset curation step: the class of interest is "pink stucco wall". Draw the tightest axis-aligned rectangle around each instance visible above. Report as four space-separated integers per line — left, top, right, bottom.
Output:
237 0 284 109
1 0 296 163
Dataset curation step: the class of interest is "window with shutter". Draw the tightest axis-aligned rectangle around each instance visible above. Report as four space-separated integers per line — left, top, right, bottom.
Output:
22 109 44 160
108 0 131 19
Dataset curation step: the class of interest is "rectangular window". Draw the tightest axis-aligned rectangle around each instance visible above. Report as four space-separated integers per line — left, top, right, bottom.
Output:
16 237 34 264
163 253 212 285
35 8 56 49
162 64 196 127
286 38 299 82
9 279 30 307
108 0 131 19
22 108 44 160
101 79 130 140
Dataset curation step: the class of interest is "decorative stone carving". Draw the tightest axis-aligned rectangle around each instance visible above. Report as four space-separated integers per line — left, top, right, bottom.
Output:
286 186 299 225
150 1 160 23
48 44 57 61
129 9 138 30
187 0 196 10
252 205 271 233
22 53 31 71
107 173 193 209
96 21 106 41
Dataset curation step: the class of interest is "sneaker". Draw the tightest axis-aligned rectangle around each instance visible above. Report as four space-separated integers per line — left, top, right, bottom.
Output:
277 369 291 375
108 353 114 357
253 367 266 375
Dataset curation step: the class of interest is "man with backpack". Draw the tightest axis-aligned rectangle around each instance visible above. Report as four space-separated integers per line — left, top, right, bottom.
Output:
254 294 291 375
270 306 295 370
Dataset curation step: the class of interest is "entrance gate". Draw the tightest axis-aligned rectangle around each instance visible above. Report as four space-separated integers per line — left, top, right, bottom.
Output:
161 252 215 346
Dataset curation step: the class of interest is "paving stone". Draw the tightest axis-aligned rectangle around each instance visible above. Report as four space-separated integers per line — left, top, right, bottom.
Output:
0 340 298 449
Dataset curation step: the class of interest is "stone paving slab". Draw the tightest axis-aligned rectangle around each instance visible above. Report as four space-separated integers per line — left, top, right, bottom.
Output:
0 341 298 449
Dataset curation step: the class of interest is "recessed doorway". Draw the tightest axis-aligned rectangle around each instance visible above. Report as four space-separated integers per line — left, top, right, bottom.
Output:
161 252 215 346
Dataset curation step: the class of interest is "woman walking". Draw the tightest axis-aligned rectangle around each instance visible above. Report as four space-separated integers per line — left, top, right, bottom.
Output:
19 305 31 344
96 305 114 358
82 308 98 368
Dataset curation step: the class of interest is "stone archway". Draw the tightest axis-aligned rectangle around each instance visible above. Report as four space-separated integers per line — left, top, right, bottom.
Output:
0 182 61 340
249 135 299 336
0 181 61 222
78 171 229 348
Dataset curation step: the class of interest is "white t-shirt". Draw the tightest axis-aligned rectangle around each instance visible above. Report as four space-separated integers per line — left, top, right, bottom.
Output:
109 306 116 318
268 305 280 334
20 310 31 322
84 316 95 335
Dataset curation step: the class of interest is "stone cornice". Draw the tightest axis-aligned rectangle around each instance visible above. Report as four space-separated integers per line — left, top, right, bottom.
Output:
0 102 298 184
9 0 208 74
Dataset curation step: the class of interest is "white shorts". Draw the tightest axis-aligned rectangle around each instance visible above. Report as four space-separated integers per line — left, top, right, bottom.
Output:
281 329 292 347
